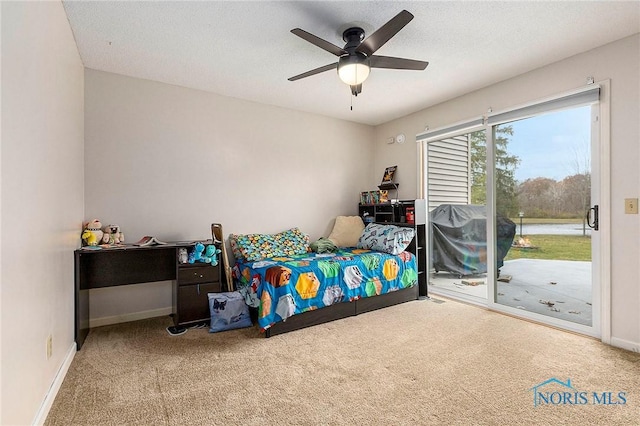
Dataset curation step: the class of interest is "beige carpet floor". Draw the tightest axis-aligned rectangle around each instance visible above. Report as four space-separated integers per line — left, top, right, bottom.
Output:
45 298 640 425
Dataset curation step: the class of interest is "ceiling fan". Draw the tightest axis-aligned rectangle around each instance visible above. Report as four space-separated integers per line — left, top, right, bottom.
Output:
288 10 429 96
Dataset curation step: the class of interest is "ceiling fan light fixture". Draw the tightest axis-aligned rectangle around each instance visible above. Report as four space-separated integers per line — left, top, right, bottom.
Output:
337 53 370 86
289 10 427 96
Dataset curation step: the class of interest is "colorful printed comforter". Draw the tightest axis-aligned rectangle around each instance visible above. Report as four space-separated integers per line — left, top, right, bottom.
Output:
233 248 418 331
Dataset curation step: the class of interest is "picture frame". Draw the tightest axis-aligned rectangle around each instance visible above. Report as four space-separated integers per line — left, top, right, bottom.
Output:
381 166 397 184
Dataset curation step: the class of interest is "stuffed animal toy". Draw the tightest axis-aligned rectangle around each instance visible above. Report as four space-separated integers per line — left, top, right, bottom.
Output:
82 219 103 246
188 242 205 264
101 224 124 245
81 229 97 246
201 244 221 266
178 248 189 264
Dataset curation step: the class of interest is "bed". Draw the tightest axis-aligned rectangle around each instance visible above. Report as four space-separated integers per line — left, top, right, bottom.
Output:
229 223 419 337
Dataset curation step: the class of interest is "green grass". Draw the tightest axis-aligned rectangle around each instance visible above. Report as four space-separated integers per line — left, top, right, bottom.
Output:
505 234 591 261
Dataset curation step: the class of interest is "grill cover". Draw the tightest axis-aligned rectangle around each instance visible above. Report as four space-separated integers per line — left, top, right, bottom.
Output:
430 204 515 276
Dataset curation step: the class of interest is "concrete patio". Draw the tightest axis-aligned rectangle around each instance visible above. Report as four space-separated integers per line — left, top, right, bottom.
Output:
429 258 592 326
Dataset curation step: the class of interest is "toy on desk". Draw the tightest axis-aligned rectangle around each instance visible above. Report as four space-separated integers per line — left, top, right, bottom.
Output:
101 224 124 245
178 248 189 264
188 242 205 264
82 219 104 246
202 244 221 266
81 229 97 246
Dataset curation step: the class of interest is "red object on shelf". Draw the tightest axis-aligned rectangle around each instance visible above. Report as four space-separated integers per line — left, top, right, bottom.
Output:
406 207 415 224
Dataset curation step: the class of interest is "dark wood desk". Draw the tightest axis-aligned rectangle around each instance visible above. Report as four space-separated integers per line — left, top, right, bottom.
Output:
74 244 186 350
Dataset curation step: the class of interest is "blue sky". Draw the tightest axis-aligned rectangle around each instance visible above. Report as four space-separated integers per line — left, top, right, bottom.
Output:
498 105 591 182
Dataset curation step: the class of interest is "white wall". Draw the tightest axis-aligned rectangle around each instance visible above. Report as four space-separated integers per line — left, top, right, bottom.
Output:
84 69 374 322
373 34 640 349
1 2 84 425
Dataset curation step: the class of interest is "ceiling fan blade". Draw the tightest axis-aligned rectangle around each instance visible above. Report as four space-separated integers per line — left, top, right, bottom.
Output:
370 55 429 70
291 28 346 56
358 10 414 56
288 63 337 81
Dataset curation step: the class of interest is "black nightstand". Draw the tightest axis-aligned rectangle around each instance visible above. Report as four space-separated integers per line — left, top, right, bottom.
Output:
172 248 222 331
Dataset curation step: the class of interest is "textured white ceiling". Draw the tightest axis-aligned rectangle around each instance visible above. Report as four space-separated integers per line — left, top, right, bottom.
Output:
63 1 640 126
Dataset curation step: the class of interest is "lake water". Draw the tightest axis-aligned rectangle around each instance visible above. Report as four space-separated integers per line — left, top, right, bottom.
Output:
516 223 591 236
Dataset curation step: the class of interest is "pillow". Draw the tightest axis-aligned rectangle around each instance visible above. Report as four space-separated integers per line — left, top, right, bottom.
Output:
357 223 415 255
327 216 365 247
229 227 310 262
276 228 310 257
229 235 243 261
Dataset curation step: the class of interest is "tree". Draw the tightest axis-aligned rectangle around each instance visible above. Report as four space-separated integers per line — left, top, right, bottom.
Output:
515 174 590 219
567 143 592 235
470 126 520 216
517 177 557 218
562 173 591 236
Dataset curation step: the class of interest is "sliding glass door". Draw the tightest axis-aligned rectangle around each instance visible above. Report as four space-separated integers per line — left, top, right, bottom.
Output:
420 86 603 336
492 106 595 327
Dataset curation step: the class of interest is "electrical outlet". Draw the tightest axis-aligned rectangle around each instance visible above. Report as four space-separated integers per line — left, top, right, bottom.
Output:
624 198 638 214
46 335 52 359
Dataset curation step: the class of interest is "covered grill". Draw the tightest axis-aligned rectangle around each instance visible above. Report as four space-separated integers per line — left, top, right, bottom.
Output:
430 204 516 277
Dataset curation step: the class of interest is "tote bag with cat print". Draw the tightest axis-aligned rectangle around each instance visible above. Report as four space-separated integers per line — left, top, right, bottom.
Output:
208 291 252 333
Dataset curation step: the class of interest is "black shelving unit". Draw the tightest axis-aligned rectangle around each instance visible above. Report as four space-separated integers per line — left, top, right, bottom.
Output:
358 199 427 297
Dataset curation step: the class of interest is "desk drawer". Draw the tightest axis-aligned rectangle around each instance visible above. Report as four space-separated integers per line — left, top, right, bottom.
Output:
177 264 220 285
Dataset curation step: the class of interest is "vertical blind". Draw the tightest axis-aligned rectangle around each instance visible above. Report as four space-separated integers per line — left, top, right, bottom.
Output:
487 85 600 125
416 85 600 140
416 117 484 143
427 135 470 210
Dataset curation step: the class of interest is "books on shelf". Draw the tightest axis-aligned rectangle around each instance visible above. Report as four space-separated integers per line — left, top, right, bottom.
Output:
134 236 168 246
360 189 390 205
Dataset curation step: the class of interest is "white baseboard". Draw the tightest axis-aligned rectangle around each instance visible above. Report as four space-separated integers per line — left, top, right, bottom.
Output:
89 307 173 328
32 309 172 424
610 337 640 353
32 342 76 426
